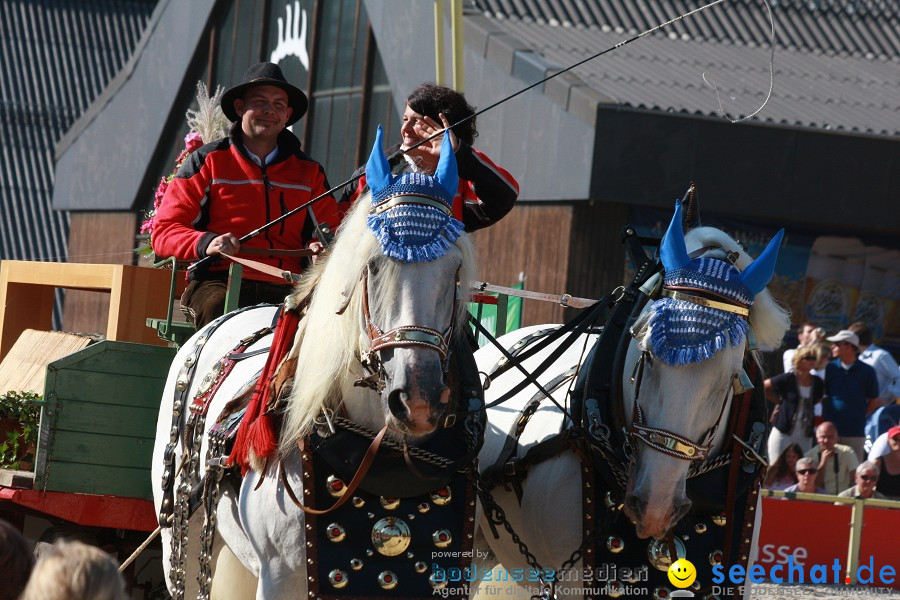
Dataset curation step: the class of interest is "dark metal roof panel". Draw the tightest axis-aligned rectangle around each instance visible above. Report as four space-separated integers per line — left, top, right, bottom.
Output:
476 0 900 56
0 0 156 324
474 3 900 137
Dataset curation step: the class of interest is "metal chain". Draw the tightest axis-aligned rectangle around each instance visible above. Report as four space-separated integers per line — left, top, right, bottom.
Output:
171 410 207 599
471 470 556 600
197 432 226 600
330 416 457 468
558 526 605 577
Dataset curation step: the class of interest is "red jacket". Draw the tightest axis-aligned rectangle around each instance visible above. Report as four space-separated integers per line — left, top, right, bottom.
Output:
339 142 519 231
152 126 345 283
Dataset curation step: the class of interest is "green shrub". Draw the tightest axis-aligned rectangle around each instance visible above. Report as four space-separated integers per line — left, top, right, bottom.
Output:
0 390 41 470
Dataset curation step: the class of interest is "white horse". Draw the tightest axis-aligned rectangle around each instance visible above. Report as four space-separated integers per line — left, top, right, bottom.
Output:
474 202 790 599
152 130 480 600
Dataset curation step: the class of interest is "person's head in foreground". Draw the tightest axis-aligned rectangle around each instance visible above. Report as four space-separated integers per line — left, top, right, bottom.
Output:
20 539 127 600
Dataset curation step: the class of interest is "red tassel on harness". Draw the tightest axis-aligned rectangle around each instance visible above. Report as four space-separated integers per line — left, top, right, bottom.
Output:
228 306 301 474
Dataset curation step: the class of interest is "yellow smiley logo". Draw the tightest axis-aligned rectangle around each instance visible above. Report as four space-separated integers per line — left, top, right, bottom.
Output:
667 558 697 588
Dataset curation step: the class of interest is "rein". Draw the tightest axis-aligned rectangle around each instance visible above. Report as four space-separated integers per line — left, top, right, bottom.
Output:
279 426 388 515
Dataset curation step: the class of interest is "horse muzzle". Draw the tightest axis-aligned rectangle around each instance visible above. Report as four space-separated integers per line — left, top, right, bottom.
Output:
623 491 692 539
387 385 450 437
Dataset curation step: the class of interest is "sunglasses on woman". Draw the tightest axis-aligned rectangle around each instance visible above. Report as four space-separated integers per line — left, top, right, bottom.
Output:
796 468 817 475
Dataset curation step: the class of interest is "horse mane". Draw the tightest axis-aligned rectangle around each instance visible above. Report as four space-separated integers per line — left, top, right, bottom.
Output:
281 192 477 443
682 226 791 351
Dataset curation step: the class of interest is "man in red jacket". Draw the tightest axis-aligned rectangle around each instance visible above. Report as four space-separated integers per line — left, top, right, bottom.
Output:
152 63 344 328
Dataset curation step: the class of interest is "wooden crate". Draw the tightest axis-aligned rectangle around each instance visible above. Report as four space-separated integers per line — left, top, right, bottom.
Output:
0 329 93 396
34 341 176 499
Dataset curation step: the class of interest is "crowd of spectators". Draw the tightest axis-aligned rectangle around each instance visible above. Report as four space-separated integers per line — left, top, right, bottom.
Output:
763 321 900 501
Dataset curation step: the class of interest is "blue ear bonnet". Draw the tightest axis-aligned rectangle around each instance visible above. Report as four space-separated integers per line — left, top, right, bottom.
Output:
647 199 782 366
364 126 463 263
370 171 455 211
664 258 754 306
648 258 752 366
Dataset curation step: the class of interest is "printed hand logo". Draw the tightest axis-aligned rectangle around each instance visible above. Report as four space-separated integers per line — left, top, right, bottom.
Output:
667 558 696 597
270 1 309 70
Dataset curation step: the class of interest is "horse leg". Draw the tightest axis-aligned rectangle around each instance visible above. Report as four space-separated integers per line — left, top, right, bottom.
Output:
211 544 258 599
213 483 260 597
239 451 309 600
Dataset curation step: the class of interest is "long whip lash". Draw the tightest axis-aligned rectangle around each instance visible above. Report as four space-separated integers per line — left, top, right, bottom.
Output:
188 0 740 272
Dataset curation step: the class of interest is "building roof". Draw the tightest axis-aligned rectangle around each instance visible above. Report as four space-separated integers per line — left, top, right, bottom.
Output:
472 0 900 137
1 0 156 326
0 0 156 270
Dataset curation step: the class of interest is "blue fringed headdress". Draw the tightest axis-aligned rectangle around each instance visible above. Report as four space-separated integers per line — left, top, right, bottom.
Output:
364 126 463 263
648 200 784 365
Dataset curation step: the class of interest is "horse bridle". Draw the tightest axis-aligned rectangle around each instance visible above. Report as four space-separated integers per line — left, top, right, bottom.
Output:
627 285 753 463
356 265 459 393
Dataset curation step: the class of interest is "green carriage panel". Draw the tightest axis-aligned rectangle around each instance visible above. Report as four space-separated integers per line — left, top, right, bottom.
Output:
34 341 176 499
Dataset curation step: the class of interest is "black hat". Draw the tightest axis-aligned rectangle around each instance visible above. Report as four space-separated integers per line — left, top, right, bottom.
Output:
221 62 308 126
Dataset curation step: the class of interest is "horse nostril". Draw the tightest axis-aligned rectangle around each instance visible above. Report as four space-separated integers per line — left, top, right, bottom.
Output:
624 494 646 520
388 389 408 419
672 498 692 522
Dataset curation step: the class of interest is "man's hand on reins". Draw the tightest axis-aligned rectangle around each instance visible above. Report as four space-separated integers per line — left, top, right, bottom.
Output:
208 233 241 256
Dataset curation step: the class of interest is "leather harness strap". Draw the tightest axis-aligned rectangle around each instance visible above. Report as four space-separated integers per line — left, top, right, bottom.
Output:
220 250 303 283
627 351 732 463
237 247 316 258
722 357 759 565
361 269 454 363
280 425 388 515
661 287 749 316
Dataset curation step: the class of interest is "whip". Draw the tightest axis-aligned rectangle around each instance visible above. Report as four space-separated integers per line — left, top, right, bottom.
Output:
188 0 742 272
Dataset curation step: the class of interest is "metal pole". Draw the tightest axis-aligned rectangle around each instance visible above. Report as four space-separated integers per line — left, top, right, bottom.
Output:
434 0 445 84
451 0 464 91
845 498 864 584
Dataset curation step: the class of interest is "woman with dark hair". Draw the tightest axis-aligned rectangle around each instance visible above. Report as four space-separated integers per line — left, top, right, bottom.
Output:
341 83 519 231
763 443 803 490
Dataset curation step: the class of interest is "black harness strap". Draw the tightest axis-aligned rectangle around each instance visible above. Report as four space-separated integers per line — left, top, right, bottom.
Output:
480 367 578 493
480 302 608 385
468 297 609 414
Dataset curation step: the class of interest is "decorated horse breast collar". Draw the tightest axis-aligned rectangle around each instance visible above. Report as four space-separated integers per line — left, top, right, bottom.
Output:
298 334 485 600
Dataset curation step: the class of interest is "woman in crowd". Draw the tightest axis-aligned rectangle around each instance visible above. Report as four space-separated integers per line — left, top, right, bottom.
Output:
763 443 803 490
870 425 900 500
765 345 824 460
